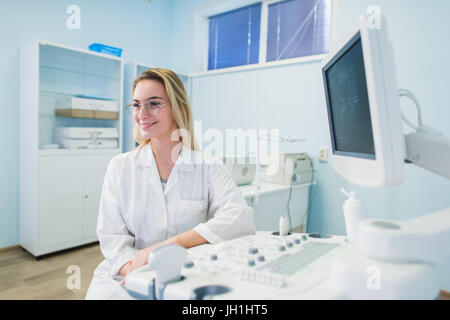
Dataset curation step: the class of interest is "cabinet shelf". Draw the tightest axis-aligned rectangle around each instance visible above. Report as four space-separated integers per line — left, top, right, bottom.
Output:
39 148 121 156
55 109 119 120
40 89 119 102
39 112 120 119
40 64 121 81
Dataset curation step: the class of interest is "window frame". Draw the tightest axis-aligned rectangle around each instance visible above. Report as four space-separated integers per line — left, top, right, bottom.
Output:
191 0 340 77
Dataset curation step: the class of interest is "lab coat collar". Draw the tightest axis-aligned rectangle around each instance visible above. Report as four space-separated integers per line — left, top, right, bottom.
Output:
134 142 195 172
134 142 196 199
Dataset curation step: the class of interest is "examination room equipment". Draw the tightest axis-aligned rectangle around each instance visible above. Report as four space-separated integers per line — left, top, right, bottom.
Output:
124 13 450 300
253 133 308 209
222 155 256 186
260 153 313 185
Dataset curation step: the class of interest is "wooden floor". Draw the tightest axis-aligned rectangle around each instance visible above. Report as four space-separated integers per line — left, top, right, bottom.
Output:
0 243 449 300
0 243 104 300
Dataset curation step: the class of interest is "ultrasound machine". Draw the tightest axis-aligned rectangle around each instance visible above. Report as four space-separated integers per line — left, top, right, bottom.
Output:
124 13 450 300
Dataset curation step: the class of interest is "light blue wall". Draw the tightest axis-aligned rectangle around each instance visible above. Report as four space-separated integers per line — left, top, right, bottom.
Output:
171 0 450 235
0 0 175 248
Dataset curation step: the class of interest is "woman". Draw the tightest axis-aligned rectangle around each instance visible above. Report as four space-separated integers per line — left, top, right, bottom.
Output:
86 68 255 299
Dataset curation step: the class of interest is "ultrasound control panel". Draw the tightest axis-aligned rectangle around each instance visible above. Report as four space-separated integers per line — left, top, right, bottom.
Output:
124 231 348 300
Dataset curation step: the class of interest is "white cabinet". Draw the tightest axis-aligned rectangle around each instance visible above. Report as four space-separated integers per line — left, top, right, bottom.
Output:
38 155 84 248
19 40 123 257
36 154 111 251
83 154 112 238
31 153 112 256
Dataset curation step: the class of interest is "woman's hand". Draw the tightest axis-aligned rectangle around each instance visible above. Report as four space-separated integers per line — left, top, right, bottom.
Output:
120 246 157 286
119 260 133 285
119 260 133 276
129 246 155 272
119 232 206 286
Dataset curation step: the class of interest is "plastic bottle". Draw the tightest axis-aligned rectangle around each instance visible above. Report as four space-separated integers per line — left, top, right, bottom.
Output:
341 188 368 242
279 216 289 236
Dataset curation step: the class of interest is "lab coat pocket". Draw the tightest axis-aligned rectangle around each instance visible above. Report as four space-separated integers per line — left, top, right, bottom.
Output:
178 199 208 231
179 199 208 215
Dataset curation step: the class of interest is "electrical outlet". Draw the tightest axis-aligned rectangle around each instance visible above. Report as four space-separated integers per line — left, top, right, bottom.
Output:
319 148 328 162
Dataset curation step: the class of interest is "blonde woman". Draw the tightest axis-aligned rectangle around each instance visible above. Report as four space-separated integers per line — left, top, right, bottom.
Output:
86 68 255 299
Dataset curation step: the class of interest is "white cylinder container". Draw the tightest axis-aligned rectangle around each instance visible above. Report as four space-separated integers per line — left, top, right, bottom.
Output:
279 216 289 236
341 189 368 242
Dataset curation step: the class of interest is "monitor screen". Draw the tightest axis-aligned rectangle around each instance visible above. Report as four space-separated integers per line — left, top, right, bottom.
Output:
323 32 375 159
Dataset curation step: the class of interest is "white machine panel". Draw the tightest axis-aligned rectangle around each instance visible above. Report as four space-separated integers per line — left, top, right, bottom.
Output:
125 231 442 300
125 232 348 300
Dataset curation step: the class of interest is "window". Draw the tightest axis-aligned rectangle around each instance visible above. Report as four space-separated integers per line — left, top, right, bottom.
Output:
205 0 332 72
267 0 331 62
208 3 262 70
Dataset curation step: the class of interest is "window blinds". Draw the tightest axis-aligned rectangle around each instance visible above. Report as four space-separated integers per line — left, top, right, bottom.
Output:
208 3 262 70
267 0 331 62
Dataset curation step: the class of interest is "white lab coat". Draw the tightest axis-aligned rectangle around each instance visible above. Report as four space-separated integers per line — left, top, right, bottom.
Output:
85 143 255 299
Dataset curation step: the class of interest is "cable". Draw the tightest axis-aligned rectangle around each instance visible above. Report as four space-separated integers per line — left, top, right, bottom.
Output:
286 175 293 232
306 172 317 233
399 89 423 130
306 157 319 233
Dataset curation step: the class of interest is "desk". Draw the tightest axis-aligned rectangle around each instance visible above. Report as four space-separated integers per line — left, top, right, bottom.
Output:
238 181 312 199
237 181 313 232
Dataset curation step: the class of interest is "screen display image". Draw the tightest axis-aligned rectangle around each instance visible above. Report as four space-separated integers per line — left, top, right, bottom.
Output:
324 33 375 159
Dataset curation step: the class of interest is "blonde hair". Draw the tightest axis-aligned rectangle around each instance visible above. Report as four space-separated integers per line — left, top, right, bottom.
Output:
132 68 198 150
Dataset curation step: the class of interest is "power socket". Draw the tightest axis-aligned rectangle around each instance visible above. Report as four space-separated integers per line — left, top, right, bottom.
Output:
319 148 328 162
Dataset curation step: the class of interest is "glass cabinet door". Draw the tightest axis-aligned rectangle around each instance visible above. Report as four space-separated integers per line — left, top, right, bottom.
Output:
38 42 122 150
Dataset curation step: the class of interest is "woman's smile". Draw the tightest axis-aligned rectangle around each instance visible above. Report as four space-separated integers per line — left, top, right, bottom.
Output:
140 121 159 130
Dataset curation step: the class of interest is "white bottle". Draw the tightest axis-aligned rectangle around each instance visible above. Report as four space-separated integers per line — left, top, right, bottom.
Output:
341 188 368 243
279 215 289 236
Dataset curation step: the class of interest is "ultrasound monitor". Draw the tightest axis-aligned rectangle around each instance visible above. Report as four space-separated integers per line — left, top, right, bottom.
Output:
321 15 405 187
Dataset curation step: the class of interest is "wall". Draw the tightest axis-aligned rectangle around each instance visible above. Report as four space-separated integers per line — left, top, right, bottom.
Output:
171 0 450 237
0 0 174 248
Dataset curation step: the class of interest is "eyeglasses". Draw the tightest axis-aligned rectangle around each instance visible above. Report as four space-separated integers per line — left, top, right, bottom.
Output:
125 99 170 116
